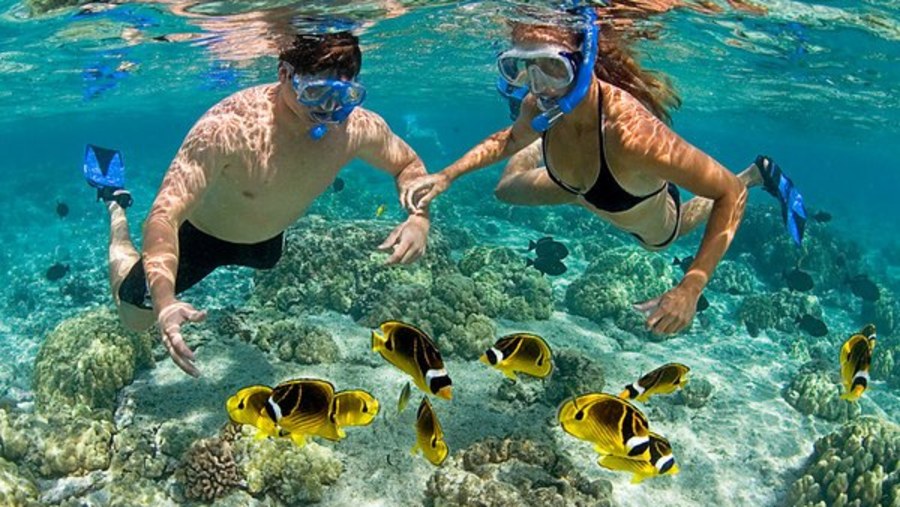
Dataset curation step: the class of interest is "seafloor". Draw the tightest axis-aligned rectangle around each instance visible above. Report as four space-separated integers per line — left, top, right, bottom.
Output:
1 164 899 507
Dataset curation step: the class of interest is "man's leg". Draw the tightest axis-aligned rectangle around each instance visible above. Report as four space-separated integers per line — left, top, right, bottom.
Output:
106 202 154 331
677 163 761 237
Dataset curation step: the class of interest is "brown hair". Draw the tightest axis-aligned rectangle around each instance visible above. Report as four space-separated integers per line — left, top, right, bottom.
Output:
510 12 681 124
278 32 361 79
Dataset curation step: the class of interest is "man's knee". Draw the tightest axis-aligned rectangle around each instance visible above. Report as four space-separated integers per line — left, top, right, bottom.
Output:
494 180 514 203
117 301 154 332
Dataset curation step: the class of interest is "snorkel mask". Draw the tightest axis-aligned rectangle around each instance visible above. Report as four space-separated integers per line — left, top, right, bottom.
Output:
496 4 598 132
283 62 366 140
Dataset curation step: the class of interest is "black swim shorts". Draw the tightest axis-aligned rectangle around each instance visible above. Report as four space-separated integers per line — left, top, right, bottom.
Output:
118 221 284 309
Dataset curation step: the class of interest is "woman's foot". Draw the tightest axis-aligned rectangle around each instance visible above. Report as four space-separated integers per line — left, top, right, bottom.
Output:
755 155 806 246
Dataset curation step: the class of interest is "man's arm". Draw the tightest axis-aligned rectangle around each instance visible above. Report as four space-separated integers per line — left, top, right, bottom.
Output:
353 110 430 264
142 134 221 375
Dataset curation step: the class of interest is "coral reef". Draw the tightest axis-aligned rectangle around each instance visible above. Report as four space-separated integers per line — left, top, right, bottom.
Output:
730 204 861 292
862 291 896 336
0 407 114 478
234 433 343 504
253 218 551 358
32 307 154 418
544 349 606 407
784 416 900 507
226 309 341 364
737 290 822 337
426 436 616 507
872 334 900 389
0 456 38 507
178 437 243 502
675 377 714 409
458 246 553 321
708 258 761 295
783 362 860 423
565 246 674 335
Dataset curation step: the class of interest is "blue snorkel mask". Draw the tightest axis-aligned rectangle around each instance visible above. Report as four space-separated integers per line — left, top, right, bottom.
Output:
283 62 367 140
496 5 599 132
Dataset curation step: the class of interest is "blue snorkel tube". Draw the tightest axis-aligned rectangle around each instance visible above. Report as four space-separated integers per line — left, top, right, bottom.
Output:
531 6 598 132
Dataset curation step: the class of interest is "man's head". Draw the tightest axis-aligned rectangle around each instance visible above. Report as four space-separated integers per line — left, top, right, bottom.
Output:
278 32 361 81
277 32 365 137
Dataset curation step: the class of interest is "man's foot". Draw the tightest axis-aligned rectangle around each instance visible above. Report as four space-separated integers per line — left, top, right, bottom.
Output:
83 144 133 209
97 186 133 209
755 155 806 246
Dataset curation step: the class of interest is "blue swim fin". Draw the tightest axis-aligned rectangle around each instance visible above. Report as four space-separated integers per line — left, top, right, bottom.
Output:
84 144 133 208
756 155 806 246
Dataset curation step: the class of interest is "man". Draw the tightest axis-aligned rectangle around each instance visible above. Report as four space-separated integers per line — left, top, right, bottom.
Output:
86 32 429 377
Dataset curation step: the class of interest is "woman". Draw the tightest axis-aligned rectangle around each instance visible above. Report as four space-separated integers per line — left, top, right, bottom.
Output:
403 7 806 336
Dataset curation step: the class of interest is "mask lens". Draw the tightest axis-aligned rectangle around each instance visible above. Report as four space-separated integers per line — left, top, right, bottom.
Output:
532 56 572 82
342 83 366 105
498 56 529 86
298 83 333 104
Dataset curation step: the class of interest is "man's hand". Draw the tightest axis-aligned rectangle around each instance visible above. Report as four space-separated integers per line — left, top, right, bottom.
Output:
402 172 451 212
156 300 206 377
378 214 429 265
633 285 700 335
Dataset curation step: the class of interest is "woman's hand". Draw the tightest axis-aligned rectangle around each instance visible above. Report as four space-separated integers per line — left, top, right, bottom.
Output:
633 284 700 335
401 172 451 212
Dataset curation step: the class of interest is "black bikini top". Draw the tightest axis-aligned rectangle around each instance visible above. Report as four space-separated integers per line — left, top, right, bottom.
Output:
542 90 666 213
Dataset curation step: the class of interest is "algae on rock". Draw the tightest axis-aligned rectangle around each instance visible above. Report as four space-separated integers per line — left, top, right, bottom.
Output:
783 362 860 423
784 416 900 507
32 307 154 418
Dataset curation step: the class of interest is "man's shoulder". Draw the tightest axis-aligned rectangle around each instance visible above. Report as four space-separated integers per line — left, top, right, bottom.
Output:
205 83 277 118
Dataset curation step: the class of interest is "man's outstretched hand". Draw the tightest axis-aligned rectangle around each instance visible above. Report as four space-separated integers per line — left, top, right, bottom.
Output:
378 214 429 265
156 300 206 377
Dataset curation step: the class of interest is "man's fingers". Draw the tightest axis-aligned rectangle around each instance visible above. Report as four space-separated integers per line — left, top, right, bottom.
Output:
399 243 419 264
651 313 675 335
187 309 207 323
378 228 402 250
633 298 660 315
171 352 200 378
167 330 196 361
386 242 407 265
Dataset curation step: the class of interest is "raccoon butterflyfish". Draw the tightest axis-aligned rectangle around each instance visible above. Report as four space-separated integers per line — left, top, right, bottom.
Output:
619 363 691 403
840 324 876 402
258 378 339 446
329 389 380 437
372 321 453 400
558 393 651 461
398 381 412 414
480 333 553 381
226 385 273 427
411 397 448 466
597 432 679 484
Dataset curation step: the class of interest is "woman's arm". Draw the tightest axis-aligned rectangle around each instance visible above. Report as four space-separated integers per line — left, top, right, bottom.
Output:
494 139 577 205
619 110 746 334
408 97 543 209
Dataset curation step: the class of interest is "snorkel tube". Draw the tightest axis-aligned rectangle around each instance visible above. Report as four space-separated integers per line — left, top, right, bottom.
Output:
530 6 598 132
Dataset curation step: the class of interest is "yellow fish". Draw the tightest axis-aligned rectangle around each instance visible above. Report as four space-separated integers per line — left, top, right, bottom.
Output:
375 204 386 217
372 321 453 400
480 333 553 381
412 397 448 466
840 324 876 401
558 393 651 461
620 363 691 403
226 385 273 428
330 389 380 438
398 381 412 414
258 379 341 446
597 432 679 484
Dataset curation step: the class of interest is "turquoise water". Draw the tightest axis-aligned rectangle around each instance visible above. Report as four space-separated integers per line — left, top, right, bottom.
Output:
1 1 899 506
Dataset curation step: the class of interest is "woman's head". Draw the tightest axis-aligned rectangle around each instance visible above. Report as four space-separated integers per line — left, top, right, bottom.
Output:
506 9 681 124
